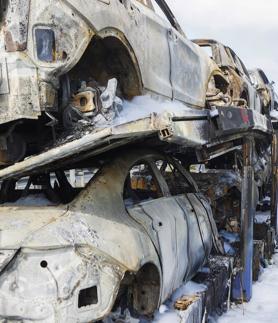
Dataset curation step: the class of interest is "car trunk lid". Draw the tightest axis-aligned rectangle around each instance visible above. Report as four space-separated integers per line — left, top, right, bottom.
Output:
0 206 68 249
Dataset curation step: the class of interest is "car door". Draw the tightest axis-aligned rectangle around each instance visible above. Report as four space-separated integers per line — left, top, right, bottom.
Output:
65 0 172 99
125 155 215 301
168 27 211 107
155 158 214 277
124 157 190 300
227 48 260 111
129 0 173 98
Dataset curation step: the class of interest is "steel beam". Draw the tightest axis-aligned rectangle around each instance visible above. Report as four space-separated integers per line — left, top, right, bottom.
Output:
271 131 278 233
232 137 255 302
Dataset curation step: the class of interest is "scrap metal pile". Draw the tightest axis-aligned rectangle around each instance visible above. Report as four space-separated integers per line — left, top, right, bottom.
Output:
0 0 277 322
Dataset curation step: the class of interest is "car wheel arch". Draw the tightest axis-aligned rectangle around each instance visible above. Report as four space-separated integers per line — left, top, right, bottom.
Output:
114 261 162 316
65 27 143 100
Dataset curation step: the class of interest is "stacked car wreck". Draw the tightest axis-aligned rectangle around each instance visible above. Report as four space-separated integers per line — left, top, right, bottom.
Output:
0 0 277 322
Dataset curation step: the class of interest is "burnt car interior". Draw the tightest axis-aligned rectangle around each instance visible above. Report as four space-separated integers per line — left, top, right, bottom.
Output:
123 157 196 207
0 1 277 321
124 163 163 206
0 153 198 208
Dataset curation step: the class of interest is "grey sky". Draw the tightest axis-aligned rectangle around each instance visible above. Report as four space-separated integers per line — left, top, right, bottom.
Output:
166 0 278 90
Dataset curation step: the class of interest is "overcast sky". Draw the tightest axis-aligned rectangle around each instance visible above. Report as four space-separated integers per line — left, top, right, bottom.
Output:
166 0 278 90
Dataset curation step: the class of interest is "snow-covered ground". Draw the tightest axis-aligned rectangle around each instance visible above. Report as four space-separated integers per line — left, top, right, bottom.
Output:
218 253 278 323
153 253 278 323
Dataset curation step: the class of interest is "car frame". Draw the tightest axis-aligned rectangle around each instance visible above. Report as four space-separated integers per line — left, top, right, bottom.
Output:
0 149 221 322
0 0 229 165
249 68 278 115
193 39 261 112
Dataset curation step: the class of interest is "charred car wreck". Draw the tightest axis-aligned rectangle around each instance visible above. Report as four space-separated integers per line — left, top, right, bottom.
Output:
193 39 262 112
249 68 278 115
0 0 277 322
0 0 233 166
0 150 223 322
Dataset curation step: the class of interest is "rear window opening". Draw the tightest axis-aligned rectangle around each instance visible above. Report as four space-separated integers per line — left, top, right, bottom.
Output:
123 163 162 207
200 45 213 59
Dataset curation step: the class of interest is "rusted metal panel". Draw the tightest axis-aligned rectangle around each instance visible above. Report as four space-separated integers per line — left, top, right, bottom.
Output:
3 0 30 52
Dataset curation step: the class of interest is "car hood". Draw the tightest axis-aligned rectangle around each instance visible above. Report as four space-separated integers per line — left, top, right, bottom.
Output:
0 206 68 249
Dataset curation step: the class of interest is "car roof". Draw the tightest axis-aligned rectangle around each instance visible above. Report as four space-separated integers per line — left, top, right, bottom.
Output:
249 68 270 84
192 39 221 46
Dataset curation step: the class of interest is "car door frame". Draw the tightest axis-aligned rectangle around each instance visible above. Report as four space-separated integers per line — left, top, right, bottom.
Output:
125 154 197 300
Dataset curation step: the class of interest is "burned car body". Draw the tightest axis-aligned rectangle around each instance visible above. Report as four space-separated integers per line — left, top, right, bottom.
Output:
0 150 220 322
249 68 278 115
193 39 261 112
0 0 230 166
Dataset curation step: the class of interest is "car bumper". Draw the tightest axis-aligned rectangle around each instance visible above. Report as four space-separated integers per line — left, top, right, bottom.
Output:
0 247 125 322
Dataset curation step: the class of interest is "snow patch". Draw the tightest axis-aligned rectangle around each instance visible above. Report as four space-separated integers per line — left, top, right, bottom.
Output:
255 211 270 224
154 254 278 323
4 194 55 206
217 253 278 323
115 95 193 126
153 281 207 323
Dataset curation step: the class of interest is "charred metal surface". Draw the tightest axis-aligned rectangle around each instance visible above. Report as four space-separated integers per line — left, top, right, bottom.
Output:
154 0 184 35
193 256 233 319
252 240 264 282
249 68 277 114
254 224 275 261
211 106 273 138
2 0 30 52
239 138 255 302
0 58 9 95
0 0 235 166
192 170 241 202
0 149 216 321
0 105 273 181
271 131 278 232
191 170 242 236
193 39 261 112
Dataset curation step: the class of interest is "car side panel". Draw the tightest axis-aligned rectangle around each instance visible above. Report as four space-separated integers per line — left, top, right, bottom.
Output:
174 195 212 275
168 29 214 107
128 194 213 302
128 197 187 300
64 0 173 98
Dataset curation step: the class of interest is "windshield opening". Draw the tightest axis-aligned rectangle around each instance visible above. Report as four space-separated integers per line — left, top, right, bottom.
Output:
200 45 213 59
